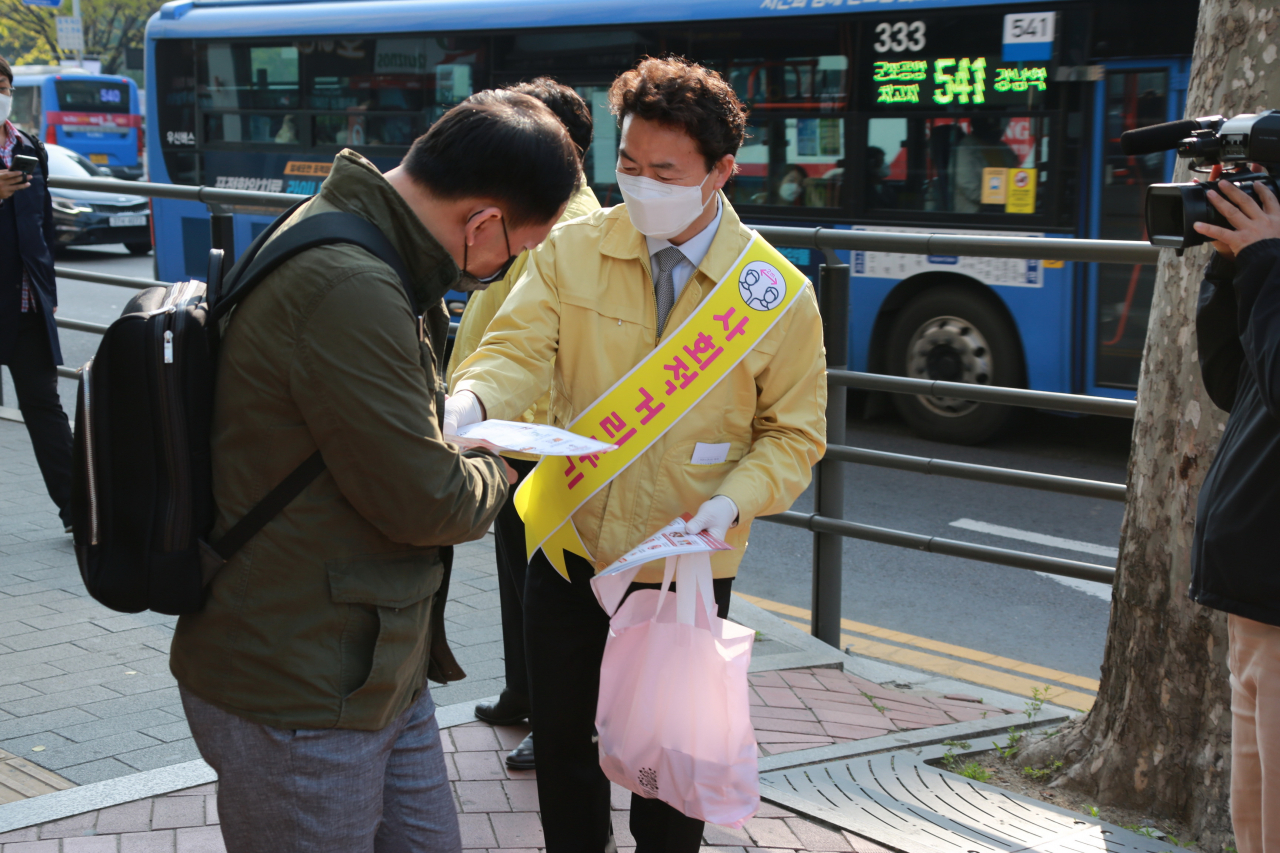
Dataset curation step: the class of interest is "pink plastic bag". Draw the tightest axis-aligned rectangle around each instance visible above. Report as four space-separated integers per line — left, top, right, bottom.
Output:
592 552 759 827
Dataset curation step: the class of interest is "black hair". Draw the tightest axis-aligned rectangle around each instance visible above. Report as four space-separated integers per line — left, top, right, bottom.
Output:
0 56 11 85
507 77 593 159
401 89 580 227
609 57 747 171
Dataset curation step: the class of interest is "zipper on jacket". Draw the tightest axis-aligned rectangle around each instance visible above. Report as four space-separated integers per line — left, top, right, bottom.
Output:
79 358 99 546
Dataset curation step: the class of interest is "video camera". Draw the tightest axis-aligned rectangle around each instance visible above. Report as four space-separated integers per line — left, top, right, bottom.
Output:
1124 111 1280 251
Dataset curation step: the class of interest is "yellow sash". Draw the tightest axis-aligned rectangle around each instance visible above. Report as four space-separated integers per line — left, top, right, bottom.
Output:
513 232 809 580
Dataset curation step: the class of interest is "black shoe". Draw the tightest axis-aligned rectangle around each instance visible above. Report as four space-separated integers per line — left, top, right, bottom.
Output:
505 733 534 771
474 690 530 726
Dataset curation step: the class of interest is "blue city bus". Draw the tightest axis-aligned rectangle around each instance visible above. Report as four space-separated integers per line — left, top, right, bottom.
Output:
144 0 1195 442
12 67 145 180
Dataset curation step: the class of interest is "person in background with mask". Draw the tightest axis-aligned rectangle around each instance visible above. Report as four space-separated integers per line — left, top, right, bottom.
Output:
0 55 74 536
445 77 601 773
776 163 808 206
169 89 579 853
448 57 827 852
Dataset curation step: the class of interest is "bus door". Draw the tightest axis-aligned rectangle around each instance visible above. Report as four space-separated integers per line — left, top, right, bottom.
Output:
1086 59 1189 395
49 76 144 180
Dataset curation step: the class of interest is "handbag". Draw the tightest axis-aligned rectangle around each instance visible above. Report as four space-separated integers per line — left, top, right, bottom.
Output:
592 552 760 827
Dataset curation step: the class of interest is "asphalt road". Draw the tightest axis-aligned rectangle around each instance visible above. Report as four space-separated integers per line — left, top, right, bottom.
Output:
9 244 1128 686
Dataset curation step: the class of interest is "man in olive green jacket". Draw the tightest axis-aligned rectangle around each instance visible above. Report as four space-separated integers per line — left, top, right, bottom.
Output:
170 91 581 853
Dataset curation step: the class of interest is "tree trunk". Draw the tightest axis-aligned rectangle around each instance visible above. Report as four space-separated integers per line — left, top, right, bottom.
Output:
1021 2 1280 845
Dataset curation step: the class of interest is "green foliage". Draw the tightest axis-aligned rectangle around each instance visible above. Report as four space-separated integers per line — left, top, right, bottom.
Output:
1083 804 1100 817
957 762 992 782
1022 758 1063 781
0 0 165 74
992 727 1022 759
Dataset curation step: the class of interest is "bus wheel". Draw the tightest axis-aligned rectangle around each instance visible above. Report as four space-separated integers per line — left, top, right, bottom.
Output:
125 242 153 256
885 286 1024 445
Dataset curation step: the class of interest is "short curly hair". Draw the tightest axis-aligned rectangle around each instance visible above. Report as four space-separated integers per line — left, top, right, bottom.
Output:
608 57 747 171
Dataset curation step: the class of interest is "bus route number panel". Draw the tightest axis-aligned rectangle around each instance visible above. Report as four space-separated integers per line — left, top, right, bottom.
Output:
872 58 1048 107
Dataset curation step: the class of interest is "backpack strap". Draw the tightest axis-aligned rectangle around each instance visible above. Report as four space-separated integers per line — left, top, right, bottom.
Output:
204 210 420 565
211 211 418 322
16 130 49 178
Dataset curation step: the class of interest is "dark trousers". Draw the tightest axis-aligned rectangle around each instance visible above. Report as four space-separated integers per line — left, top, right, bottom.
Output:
493 456 538 699
525 547 732 853
6 311 72 525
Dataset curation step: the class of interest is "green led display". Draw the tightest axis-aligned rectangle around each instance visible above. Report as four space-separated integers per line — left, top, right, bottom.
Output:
873 57 1049 107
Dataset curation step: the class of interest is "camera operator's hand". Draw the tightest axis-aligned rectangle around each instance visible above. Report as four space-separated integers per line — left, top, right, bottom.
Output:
0 170 30 201
1195 179 1280 260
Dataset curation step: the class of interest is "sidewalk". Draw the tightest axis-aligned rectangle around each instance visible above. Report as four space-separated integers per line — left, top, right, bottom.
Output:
2 416 1154 852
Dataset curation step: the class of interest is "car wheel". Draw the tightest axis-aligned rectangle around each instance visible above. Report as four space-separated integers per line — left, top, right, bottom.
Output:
125 242 152 256
885 286 1024 445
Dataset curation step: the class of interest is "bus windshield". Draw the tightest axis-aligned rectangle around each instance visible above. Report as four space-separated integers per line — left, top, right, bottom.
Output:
55 80 131 113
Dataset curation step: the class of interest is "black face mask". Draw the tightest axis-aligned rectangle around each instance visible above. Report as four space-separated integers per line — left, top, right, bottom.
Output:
458 214 515 292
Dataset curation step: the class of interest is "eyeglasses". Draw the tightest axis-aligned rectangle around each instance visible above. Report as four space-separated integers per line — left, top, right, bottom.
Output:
0 87 12 97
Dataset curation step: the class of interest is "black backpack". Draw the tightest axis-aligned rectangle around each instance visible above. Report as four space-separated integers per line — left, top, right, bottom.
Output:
71 205 418 615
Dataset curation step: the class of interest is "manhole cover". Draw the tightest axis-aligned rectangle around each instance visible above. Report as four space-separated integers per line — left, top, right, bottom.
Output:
760 752 1173 853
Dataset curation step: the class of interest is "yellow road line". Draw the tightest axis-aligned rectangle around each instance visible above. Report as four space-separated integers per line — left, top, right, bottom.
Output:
739 592 1097 710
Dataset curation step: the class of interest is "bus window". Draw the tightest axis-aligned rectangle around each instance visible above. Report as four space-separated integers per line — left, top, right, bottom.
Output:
730 117 846 208
865 115 1050 216
199 42 300 143
722 55 849 112
1095 69 1170 388
10 86 39 137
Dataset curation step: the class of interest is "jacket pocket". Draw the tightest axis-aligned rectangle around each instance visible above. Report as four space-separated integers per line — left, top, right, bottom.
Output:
327 550 443 729
644 439 749 534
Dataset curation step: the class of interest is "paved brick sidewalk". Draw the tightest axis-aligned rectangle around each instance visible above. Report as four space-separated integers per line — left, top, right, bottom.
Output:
0 719 902 852
0 419 511 786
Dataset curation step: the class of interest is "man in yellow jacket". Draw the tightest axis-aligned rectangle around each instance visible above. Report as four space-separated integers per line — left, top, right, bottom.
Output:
449 58 827 851
445 77 601 772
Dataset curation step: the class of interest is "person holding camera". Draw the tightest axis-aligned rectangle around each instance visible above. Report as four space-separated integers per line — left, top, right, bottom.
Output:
1192 178 1280 851
0 55 74 534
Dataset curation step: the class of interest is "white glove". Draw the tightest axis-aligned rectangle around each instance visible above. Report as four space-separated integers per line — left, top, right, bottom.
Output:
684 495 739 542
443 390 484 436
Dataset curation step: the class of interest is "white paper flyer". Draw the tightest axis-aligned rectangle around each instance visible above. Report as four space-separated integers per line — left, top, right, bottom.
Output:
453 420 618 456
597 518 733 577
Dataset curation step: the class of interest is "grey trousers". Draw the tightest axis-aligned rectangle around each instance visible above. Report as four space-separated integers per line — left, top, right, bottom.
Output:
181 684 460 853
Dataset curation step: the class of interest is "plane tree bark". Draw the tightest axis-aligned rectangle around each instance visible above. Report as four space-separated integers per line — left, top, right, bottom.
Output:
1020 2 1280 845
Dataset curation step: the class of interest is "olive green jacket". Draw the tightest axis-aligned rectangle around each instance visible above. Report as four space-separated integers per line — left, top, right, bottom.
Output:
171 151 508 731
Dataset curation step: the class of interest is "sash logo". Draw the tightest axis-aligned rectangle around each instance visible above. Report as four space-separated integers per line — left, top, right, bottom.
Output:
739 261 787 311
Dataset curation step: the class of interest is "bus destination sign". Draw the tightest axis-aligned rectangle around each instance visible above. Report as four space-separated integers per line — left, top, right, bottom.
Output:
872 57 1049 106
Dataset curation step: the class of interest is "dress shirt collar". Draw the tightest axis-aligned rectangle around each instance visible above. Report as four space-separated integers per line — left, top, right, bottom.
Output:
645 194 723 271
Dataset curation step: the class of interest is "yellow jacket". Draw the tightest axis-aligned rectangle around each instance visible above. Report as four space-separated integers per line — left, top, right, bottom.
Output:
445 181 602 426
453 195 828 582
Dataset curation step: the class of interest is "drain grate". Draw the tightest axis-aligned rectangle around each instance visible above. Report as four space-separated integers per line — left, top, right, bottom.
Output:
760 752 1173 853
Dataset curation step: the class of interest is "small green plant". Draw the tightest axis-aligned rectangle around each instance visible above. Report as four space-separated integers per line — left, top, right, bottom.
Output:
940 739 970 769
859 690 887 714
1083 805 1100 817
958 762 991 782
993 728 1023 759
1022 758 1063 781
1025 685 1051 723
1124 826 1160 839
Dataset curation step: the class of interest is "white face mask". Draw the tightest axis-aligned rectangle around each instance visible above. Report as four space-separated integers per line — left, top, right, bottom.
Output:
615 169 713 240
0 94 11 126
779 181 802 202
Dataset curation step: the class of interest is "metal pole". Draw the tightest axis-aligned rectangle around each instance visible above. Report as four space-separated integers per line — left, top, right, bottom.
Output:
72 0 83 67
812 263 850 648
208 203 235 264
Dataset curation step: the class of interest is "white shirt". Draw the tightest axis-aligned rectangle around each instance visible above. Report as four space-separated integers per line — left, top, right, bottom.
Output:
645 196 723 303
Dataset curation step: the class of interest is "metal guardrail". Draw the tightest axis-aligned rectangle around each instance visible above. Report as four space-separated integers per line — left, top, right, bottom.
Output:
39 176 1137 649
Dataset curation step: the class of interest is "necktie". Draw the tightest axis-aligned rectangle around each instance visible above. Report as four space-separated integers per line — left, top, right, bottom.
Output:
653 245 686 337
